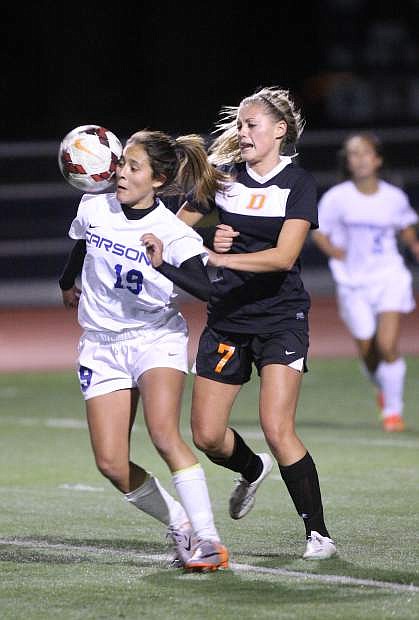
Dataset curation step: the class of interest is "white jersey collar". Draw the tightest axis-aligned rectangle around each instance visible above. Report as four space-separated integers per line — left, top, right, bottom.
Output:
246 157 292 184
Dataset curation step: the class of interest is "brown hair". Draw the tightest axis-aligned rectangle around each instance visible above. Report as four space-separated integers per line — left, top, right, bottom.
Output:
338 132 384 178
125 130 227 211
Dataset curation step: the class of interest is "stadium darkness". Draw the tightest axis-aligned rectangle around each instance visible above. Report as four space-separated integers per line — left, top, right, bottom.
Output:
5 1 419 142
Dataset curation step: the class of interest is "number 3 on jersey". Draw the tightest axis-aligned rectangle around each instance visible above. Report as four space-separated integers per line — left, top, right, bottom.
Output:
214 343 235 373
114 264 143 295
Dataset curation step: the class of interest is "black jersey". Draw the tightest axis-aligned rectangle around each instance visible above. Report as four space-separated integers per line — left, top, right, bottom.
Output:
208 159 318 333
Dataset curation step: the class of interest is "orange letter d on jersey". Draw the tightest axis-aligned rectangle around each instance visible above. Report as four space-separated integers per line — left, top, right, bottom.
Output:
245 194 266 210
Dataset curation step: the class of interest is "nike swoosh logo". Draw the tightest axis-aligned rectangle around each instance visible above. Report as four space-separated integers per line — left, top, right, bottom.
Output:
285 350 296 355
89 224 100 229
74 138 101 159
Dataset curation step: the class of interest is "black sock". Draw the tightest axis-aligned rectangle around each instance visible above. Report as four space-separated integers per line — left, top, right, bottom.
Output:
206 428 263 483
279 452 330 539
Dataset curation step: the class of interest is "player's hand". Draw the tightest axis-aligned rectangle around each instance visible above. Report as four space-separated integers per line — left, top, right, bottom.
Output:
62 286 81 309
141 233 164 267
213 224 239 253
333 247 346 260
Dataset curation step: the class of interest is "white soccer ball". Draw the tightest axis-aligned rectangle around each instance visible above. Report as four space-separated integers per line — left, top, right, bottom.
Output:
58 125 123 193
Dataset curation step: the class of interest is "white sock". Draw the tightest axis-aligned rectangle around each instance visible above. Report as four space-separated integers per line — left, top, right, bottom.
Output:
375 358 406 417
125 474 189 529
172 464 219 542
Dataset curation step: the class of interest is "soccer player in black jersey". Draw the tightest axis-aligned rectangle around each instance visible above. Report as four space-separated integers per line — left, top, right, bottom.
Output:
144 87 336 560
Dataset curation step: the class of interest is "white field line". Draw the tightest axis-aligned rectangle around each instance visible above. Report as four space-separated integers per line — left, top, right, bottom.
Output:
0 537 418 594
2 417 419 450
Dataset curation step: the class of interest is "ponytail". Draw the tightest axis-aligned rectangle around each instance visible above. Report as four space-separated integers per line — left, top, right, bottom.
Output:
174 135 228 213
125 130 227 214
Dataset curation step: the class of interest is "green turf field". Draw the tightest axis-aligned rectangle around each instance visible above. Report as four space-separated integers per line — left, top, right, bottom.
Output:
1 357 418 619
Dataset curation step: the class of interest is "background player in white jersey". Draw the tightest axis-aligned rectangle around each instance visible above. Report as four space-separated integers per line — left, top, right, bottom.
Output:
312 132 419 432
144 87 336 560
59 130 228 571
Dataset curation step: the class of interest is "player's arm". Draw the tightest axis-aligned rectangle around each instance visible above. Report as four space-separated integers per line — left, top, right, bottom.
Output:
141 233 212 301
208 219 311 273
59 239 86 308
177 202 228 251
399 224 419 262
177 203 206 227
311 230 346 260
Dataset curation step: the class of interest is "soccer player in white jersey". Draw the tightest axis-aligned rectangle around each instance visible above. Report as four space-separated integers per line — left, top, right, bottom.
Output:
312 132 419 432
144 88 337 561
59 130 229 572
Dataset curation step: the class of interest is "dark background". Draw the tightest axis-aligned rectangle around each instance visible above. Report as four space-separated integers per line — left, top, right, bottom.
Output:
2 0 419 287
3 0 419 141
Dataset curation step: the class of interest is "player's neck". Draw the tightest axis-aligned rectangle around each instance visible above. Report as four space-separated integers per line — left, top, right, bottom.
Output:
130 196 157 210
247 152 281 177
353 176 379 195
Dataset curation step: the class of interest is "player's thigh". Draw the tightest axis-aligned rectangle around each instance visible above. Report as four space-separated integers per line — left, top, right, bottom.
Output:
191 376 241 442
138 367 185 439
86 388 138 463
259 364 302 434
336 285 376 340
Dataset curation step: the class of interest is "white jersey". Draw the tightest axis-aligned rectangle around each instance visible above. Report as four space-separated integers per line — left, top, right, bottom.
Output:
317 180 418 286
69 193 207 333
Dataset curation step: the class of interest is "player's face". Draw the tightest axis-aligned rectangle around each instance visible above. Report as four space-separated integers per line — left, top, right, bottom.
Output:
237 103 287 170
345 136 382 181
115 144 163 208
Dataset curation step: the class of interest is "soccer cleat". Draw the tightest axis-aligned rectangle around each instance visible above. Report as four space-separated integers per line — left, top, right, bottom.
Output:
184 539 229 572
382 414 405 432
167 525 194 568
229 452 273 520
303 531 337 560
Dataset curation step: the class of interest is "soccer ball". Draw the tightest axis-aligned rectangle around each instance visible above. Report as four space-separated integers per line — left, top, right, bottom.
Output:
58 125 123 193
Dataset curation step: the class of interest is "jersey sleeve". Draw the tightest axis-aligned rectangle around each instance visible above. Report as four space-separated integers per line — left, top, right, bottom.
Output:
317 189 341 236
164 233 208 268
397 190 419 230
68 194 95 239
285 170 318 229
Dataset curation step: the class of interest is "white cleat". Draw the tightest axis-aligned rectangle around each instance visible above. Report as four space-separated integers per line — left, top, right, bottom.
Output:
167 525 194 568
229 452 273 520
303 530 337 560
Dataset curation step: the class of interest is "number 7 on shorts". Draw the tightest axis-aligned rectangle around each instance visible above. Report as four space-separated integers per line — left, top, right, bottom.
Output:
214 343 235 373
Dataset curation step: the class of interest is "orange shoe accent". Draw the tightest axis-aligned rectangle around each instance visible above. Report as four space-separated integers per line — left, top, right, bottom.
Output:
184 541 229 572
383 414 405 432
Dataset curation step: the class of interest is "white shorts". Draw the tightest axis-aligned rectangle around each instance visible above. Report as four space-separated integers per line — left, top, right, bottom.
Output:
77 313 188 400
336 268 415 340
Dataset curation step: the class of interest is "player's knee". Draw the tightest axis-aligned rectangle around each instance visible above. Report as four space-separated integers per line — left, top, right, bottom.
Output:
192 427 223 454
263 420 295 450
95 455 125 483
149 429 180 460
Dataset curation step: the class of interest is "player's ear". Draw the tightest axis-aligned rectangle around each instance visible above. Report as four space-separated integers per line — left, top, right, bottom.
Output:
275 120 287 140
152 174 166 189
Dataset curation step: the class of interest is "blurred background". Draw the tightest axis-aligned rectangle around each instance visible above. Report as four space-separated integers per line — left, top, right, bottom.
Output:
1 0 419 308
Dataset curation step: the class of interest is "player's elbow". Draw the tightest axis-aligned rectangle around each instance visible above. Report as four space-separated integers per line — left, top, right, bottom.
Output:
273 254 297 271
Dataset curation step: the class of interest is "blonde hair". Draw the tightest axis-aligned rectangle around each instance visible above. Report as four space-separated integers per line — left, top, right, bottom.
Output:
126 130 227 211
209 86 305 165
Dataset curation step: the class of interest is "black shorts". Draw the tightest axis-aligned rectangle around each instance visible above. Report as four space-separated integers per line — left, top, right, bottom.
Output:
195 326 309 385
